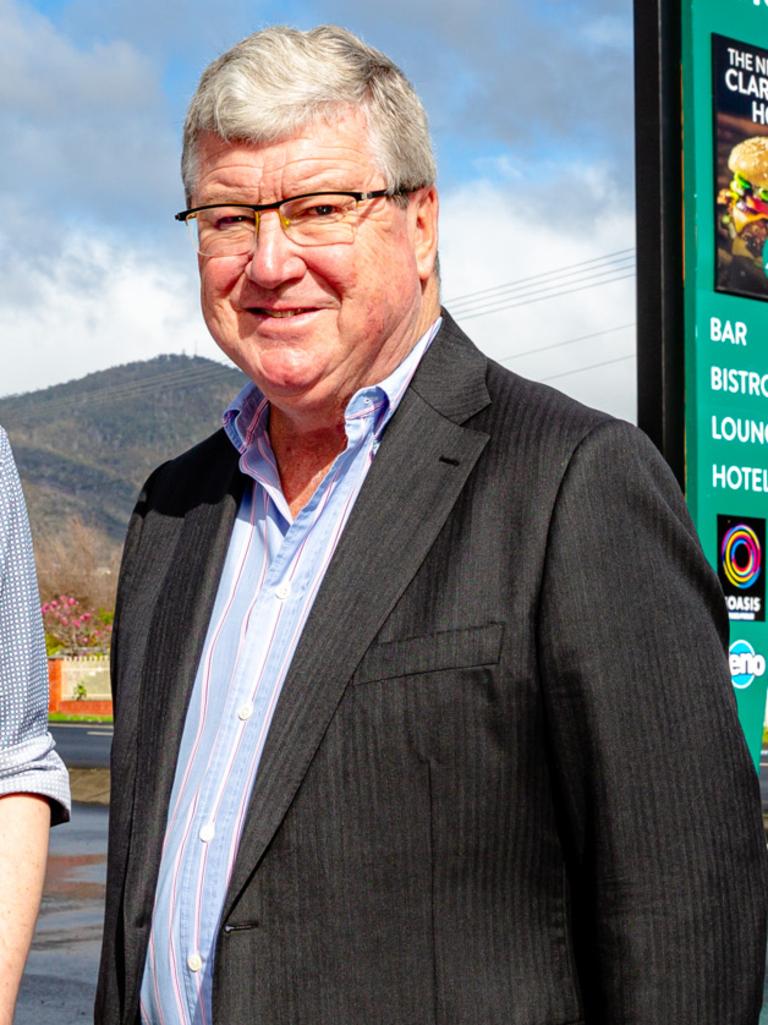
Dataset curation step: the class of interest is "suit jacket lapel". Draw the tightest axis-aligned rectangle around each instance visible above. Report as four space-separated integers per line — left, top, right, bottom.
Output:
123 442 243 953
224 314 492 915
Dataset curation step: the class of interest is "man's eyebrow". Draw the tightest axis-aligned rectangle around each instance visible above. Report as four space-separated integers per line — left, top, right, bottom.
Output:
195 193 257 205
194 185 357 206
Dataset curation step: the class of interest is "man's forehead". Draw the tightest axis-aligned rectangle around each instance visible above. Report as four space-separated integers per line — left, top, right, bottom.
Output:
196 125 368 165
192 115 380 198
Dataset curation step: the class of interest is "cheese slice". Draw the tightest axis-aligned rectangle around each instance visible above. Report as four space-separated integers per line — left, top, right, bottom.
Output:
733 205 768 234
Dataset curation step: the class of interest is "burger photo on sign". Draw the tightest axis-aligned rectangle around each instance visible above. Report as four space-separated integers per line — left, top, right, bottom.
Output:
717 137 768 298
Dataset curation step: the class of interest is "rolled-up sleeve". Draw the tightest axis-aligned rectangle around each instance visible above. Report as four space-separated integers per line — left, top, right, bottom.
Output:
0 427 70 823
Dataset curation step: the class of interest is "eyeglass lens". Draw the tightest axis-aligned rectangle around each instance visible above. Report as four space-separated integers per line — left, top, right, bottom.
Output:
191 194 360 256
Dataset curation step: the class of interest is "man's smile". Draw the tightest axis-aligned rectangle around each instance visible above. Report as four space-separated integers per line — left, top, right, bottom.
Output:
250 307 317 318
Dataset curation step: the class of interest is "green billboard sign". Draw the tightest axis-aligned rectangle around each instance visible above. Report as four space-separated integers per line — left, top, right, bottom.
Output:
682 0 768 769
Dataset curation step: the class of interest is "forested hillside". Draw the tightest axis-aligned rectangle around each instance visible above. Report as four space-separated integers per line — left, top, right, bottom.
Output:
0 354 246 545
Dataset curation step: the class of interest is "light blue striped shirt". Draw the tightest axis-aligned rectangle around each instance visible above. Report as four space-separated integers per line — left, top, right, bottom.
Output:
140 320 440 1025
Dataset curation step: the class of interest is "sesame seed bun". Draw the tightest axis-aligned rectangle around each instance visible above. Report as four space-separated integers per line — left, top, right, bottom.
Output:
728 136 768 189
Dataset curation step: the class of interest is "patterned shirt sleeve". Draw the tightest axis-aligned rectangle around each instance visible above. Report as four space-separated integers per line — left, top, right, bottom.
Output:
0 427 70 823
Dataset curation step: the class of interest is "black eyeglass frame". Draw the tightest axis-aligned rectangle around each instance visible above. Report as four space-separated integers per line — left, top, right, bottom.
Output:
174 188 405 223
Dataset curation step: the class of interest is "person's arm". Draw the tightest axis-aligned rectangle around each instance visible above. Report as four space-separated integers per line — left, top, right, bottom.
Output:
0 793 50 1025
0 429 69 822
0 429 71 1023
538 420 767 1023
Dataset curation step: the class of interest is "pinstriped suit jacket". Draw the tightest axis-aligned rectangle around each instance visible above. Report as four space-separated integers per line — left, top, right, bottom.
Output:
96 313 767 1025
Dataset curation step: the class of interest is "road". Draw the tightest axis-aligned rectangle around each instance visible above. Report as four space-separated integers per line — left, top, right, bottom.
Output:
16 802 107 1024
51 723 112 769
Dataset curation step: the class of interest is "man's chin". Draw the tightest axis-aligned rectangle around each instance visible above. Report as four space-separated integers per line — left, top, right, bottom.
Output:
237 360 330 408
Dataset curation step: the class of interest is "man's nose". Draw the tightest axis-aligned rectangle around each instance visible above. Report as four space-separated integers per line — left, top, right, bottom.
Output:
243 210 304 288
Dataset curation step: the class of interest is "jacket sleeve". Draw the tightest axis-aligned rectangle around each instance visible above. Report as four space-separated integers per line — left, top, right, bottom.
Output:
537 419 767 1024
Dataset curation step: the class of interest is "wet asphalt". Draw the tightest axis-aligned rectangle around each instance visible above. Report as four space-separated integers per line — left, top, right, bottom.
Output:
16 801 106 1024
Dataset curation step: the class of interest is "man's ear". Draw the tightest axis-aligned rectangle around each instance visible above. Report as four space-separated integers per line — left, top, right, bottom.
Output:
410 186 439 282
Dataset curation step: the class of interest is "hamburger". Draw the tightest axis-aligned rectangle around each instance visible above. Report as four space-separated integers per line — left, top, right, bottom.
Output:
718 137 768 278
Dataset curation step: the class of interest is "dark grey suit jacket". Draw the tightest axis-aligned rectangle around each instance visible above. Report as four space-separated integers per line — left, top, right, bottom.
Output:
96 314 767 1025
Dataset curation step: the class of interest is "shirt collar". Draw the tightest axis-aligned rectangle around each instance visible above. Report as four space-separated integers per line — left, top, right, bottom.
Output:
223 317 442 456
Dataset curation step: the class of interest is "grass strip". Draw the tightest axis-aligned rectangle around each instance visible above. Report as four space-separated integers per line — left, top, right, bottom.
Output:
49 711 114 724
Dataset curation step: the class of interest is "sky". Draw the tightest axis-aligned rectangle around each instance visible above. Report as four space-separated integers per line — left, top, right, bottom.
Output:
1 0 637 419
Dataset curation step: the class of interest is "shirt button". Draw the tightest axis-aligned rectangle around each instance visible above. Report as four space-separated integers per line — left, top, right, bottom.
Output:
275 582 291 600
238 702 253 721
187 952 203 973
199 822 215 843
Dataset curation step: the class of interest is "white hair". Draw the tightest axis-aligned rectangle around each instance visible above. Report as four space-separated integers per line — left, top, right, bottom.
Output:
181 25 436 202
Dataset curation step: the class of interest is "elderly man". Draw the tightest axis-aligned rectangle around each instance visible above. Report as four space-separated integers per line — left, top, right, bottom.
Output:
96 25 767 1025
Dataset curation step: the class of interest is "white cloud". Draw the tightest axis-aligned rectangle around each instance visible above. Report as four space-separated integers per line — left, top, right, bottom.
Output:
439 174 637 422
0 235 229 397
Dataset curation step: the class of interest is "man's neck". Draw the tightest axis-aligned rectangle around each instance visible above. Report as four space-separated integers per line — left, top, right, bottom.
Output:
268 410 347 518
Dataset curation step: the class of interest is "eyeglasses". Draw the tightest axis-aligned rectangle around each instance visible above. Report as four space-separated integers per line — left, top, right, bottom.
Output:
174 189 403 257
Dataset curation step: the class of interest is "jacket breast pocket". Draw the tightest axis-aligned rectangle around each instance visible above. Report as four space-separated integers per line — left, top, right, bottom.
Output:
351 622 504 687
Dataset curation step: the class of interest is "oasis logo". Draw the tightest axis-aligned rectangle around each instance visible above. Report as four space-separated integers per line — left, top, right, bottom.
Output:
729 639 767 689
717 515 765 621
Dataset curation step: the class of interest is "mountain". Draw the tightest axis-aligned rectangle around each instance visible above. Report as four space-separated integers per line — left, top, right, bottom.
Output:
0 355 247 544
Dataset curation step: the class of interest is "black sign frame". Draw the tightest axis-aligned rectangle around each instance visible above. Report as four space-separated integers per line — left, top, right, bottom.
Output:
634 0 685 489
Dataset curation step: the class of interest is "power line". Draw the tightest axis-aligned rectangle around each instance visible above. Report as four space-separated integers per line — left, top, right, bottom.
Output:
497 323 636 366
447 256 631 315
541 353 636 383
454 270 636 321
0 361 241 417
452 263 635 317
79 362 238 403
444 247 636 308
440 246 636 322
448 259 636 317
1 362 225 406
64 365 239 411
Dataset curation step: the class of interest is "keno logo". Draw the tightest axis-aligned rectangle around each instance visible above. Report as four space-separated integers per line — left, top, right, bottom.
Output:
729 639 767 688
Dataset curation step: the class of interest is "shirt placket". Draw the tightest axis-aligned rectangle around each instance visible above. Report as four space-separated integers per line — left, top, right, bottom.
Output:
177 492 285 1002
